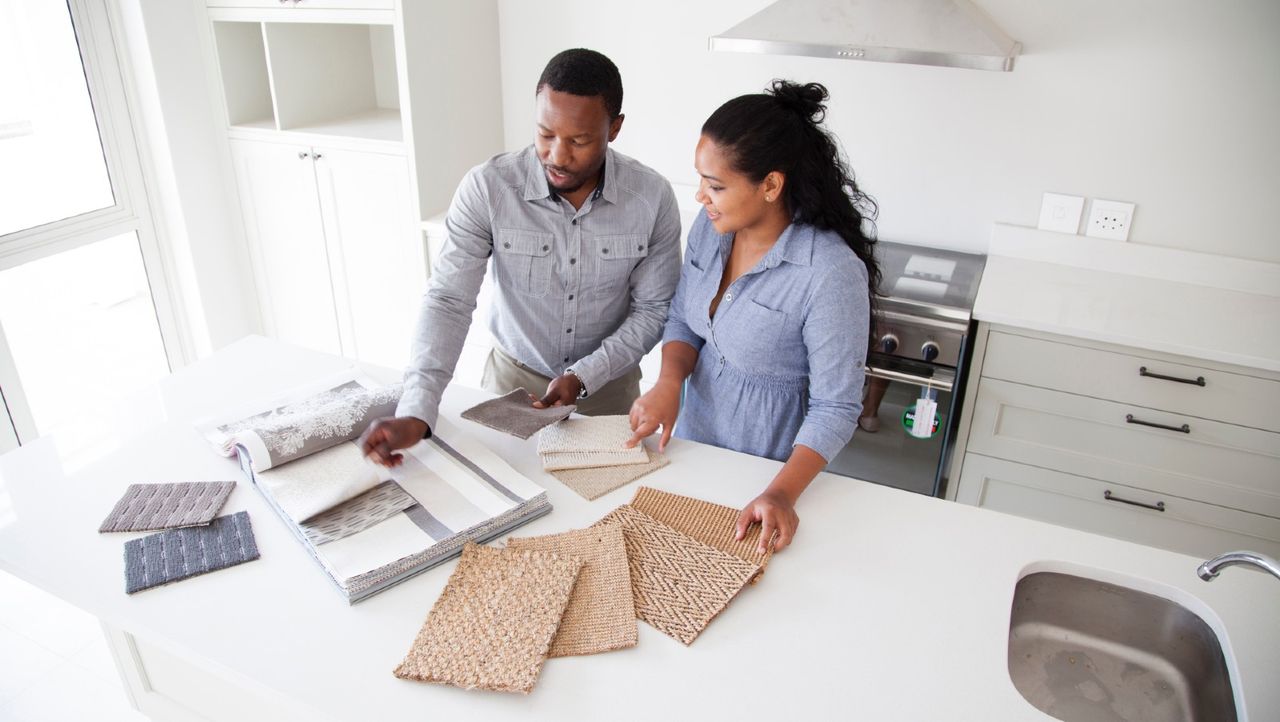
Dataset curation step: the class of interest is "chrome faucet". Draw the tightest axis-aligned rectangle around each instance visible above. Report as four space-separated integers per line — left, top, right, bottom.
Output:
1197 551 1280 582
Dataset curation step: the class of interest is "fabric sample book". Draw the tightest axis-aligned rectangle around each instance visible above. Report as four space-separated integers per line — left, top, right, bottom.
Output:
99 481 235 533
124 511 260 594
394 543 581 694
460 388 575 439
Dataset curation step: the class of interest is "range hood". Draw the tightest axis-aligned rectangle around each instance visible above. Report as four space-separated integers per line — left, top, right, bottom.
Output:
710 0 1020 72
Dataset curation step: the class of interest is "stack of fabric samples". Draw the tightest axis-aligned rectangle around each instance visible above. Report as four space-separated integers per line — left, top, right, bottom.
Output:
393 486 772 694
537 416 671 500
97 481 260 594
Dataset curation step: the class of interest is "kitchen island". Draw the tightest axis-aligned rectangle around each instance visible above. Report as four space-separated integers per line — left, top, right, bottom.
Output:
0 336 1276 721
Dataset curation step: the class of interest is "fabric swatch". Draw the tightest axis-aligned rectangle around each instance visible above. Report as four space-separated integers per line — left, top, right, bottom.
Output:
460 388 575 440
300 481 418 546
255 441 390 523
393 543 581 694
550 451 670 501
630 486 772 577
124 511 260 594
537 415 635 453
99 481 236 533
540 447 648 472
506 523 637 657
593 505 759 646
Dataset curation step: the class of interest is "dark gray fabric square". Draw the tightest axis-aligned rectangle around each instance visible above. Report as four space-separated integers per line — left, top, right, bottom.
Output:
99 481 235 533
124 511 260 594
459 388 575 439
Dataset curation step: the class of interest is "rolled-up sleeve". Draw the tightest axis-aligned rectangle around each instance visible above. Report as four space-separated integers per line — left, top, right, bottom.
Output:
661 211 709 351
396 168 492 429
792 256 868 462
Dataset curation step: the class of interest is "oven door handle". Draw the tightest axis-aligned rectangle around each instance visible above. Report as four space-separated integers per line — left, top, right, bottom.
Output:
864 365 955 392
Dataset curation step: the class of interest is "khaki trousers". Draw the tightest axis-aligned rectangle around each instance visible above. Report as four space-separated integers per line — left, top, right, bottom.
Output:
481 346 641 417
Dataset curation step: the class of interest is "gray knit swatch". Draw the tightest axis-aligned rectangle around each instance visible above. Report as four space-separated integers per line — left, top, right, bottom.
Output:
124 511 260 594
459 388 576 440
99 481 236 533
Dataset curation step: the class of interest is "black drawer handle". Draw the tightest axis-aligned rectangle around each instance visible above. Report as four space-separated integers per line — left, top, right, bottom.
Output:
1125 413 1190 434
1139 366 1205 387
1104 489 1166 512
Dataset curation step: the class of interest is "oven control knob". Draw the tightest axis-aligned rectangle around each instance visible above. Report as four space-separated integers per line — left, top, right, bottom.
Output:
879 334 899 354
921 341 940 362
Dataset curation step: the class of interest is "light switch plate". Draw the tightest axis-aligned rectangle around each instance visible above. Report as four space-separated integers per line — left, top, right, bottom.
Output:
1086 199 1136 241
1037 193 1084 234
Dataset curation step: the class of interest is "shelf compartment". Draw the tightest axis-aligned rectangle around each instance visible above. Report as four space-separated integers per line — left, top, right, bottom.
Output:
211 21 276 129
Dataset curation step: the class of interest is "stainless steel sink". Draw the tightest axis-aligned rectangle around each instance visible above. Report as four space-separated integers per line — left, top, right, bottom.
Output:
1008 572 1236 722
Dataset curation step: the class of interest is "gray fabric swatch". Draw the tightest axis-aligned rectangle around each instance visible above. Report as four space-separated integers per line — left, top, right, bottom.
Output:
99 481 236 533
301 481 418 546
124 511 260 594
459 388 575 440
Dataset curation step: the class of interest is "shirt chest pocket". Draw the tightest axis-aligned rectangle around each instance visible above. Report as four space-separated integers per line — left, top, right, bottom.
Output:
729 299 790 368
592 234 649 294
494 229 554 298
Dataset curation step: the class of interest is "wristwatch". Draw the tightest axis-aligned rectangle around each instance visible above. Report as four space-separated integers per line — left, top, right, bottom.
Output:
564 368 589 399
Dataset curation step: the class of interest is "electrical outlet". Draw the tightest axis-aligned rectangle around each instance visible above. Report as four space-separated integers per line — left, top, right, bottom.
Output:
1037 192 1084 234
1086 199 1136 241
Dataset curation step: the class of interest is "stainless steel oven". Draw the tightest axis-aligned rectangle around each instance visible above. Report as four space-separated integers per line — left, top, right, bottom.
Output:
826 241 986 497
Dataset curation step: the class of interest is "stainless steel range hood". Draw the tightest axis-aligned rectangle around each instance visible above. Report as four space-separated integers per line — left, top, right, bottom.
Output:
710 0 1021 72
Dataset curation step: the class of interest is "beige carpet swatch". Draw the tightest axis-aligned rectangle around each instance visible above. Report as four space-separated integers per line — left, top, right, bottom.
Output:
506 522 637 657
594 505 759 646
630 486 772 580
393 543 582 694
540 447 648 472
550 451 670 501
537 415 635 453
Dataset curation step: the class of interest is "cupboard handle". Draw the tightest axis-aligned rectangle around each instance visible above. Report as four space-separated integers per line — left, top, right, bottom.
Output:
312 152 322 160
1125 413 1190 434
1139 366 1205 387
1104 490 1166 512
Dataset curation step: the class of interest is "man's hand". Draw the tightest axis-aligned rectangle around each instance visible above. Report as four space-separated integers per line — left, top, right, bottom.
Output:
359 416 429 468
533 372 583 409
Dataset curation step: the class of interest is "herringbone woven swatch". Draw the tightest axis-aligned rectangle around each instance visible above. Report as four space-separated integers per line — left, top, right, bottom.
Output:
506 522 636 657
593 505 759 646
393 543 581 694
99 481 235 533
460 388 575 439
630 486 772 580
550 451 670 500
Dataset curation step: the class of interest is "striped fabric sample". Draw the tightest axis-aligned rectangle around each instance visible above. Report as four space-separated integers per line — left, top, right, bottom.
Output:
593 505 759 646
123 511 260 594
550 451 670 501
99 481 235 533
300 481 417 546
630 486 772 577
460 388 575 439
393 543 581 694
506 522 637 657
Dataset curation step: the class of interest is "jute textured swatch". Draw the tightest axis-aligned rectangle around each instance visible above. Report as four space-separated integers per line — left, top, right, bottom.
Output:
550 451 670 501
394 543 582 694
99 481 236 533
123 511 260 594
460 388 575 439
594 505 759 646
506 522 637 657
630 486 773 580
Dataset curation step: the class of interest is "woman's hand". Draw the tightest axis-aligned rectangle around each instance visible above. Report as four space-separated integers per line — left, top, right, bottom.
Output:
625 379 681 451
735 489 799 554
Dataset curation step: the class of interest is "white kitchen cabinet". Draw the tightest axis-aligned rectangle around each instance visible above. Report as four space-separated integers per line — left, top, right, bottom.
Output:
951 325 1280 557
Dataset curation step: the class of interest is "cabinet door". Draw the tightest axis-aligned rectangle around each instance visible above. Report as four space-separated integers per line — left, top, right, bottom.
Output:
229 139 343 355
312 147 422 369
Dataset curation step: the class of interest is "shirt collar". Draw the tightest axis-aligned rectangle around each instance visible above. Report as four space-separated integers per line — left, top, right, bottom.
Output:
762 221 815 268
520 145 616 205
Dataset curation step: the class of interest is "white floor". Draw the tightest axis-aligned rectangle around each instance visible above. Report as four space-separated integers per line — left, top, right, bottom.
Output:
0 570 148 722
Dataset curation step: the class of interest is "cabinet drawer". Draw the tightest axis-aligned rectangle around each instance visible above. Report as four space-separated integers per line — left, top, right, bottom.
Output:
983 331 1280 433
967 378 1280 517
956 454 1280 560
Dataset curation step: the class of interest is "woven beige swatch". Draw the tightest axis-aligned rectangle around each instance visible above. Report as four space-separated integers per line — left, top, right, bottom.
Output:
630 486 773 580
550 451 670 501
594 505 759 646
537 415 635 453
506 522 636 657
541 446 648 471
393 543 582 694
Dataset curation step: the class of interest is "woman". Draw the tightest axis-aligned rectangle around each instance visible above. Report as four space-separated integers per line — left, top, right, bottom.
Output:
627 80 880 554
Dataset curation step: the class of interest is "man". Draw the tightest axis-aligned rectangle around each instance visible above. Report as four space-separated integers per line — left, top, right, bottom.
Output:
363 49 681 466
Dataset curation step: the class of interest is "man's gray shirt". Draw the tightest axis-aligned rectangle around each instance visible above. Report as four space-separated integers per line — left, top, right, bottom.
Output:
397 145 682 429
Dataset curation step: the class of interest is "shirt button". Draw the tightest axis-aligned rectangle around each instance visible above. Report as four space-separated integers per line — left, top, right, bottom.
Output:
542 245 549 252
570 258 576 265
568 294 575 300
601 248 609 255
724 292 733 302
503 242 511 249
566 328 572 334
572 219 578 225
564 357 570 363
638 245 645 251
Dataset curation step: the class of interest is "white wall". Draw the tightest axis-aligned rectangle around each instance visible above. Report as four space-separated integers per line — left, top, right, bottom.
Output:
497 0 1280 261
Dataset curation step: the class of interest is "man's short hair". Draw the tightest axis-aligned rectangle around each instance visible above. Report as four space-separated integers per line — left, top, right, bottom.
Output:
536 49 623 119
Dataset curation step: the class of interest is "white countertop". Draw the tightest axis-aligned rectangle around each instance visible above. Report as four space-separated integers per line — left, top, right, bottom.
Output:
974 225 1280 373
1 336 1277 721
